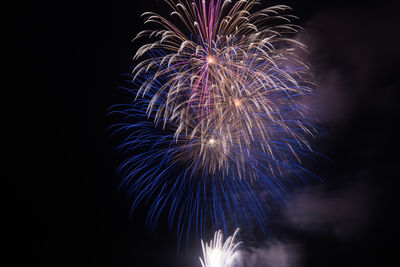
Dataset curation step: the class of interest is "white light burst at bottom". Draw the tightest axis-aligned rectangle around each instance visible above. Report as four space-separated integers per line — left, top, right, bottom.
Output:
200 229 241 267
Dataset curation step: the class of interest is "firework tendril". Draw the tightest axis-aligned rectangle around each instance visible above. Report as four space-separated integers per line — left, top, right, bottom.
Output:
109 0 320 244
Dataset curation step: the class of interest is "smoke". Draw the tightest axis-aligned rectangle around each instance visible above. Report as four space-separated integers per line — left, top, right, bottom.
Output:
283 180 373 238
230 179 374 267
235 241 302 267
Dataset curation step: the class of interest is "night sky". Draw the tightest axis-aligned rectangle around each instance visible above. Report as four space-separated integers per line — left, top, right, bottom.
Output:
5 0 399 266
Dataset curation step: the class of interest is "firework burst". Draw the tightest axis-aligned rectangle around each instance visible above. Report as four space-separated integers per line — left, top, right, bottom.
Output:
200 228 241 267
109 0 319 243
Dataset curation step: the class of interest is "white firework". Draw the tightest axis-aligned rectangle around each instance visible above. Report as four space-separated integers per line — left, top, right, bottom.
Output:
200 228 241 267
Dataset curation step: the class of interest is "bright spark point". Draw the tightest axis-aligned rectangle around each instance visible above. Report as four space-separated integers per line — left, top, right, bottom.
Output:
233 99 241 107
209 138 216 145
199 229 241 267
207 56 216 64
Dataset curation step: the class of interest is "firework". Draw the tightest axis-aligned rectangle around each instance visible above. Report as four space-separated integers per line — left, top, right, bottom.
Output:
133 0 315 178
109 0 319 242
200 229 241 267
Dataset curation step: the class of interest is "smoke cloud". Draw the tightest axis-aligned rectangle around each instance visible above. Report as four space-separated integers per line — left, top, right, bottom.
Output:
283 179 373 238
236 241 302 267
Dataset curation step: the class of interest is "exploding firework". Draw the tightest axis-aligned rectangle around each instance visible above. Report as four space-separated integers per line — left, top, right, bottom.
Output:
109 0 319 242
200 229 241 267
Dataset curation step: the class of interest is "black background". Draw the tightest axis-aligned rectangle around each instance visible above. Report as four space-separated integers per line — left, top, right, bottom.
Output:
5 0 399 266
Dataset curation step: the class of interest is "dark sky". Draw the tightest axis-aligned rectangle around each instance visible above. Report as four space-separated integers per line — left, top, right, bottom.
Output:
5 0 399 266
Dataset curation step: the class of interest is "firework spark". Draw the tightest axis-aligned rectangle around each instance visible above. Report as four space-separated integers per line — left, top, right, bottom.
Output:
200 229 241 267
109 0 319 242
